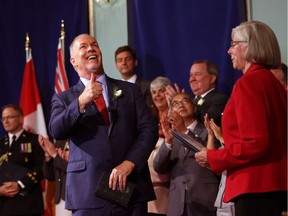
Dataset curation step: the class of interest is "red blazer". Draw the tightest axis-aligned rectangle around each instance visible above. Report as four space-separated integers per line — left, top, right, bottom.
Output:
207 64 287 202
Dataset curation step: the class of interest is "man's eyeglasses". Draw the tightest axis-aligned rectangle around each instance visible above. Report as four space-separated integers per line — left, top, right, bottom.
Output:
1 115 20 122
230 40 247 48
171 98 193 108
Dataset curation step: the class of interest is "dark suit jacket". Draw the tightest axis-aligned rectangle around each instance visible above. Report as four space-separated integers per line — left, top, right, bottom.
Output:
154 123 219 216
42 140 68 204
0 130 45 215
49 76 158 211
195 89 228 127
135 77 153 108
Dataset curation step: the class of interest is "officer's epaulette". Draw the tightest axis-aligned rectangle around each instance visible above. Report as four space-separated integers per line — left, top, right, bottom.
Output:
20 131 27 138
0 136 9 143
0 135 7 141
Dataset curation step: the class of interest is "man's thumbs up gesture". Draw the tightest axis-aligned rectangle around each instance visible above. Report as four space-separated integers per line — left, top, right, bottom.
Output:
78 72 103 111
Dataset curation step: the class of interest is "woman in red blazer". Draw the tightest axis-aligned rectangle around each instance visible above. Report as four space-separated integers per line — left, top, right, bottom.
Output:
195 20 287 216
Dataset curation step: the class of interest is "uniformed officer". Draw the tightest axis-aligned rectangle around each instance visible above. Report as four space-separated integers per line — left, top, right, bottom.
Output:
0 104 45 216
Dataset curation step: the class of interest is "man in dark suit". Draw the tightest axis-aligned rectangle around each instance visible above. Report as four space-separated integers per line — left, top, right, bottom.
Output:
0 104 44 216
154 93 219 216
166 59 228 127
49 34 158 216
188 60 228 127
114 45 154 110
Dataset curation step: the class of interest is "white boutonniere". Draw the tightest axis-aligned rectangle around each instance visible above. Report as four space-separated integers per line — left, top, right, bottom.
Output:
197 98 205 106
113 86 123 100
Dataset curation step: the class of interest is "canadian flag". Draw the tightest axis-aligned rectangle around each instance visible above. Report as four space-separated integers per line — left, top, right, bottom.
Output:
19 49 51 215
19 50 47 137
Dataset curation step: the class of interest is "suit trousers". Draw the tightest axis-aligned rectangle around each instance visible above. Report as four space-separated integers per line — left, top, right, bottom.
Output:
234 191 287 216
72 202 148 216
183 201 216 216
182 191 216 216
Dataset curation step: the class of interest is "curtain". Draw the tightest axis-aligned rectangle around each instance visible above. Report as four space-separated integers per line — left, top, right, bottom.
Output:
130 0 247 96
0 0 88 136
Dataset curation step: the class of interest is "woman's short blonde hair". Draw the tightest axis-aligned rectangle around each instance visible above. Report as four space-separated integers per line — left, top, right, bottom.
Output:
232 20 281 69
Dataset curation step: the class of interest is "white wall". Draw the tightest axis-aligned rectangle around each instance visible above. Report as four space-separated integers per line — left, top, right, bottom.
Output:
92 0 127 79
250 0 287 64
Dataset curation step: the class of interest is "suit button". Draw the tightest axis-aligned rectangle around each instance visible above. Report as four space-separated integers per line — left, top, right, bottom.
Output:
182 181 188 190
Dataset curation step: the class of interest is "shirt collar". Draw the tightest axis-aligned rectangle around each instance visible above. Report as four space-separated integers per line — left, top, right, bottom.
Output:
197 88 215 98
123 74 137 84
187 120 198 131
9 129 24 142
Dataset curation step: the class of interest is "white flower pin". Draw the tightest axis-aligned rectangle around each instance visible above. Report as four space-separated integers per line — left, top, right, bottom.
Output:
197 98 205 106
113 86 123 100
115 89 122 97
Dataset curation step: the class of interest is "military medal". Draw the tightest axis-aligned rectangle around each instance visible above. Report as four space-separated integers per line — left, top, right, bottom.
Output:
20 143 32 153
27 143 32 153
21 143 25 153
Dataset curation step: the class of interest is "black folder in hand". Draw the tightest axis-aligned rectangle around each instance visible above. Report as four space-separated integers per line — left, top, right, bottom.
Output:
95 171 135 208
0 162 29 184
171 130 205 152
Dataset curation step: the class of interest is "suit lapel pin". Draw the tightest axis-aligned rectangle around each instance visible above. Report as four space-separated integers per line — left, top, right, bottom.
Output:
197 98 205 106
112 85 123 100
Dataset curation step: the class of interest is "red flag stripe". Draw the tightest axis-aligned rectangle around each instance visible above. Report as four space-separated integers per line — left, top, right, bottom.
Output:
54 40 69 93
19 50 47 136
19 58 41 117
58 48 68 89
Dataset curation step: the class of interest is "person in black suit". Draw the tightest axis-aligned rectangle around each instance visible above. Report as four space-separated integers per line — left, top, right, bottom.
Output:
114 45 155 112
0 104 44 216
188 60 228 127
166 59 228 127
49 34 158 216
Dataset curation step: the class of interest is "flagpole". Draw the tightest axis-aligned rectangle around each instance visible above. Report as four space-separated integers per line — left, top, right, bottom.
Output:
60 20 65 64
55 20 69 93
25 33 30 61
